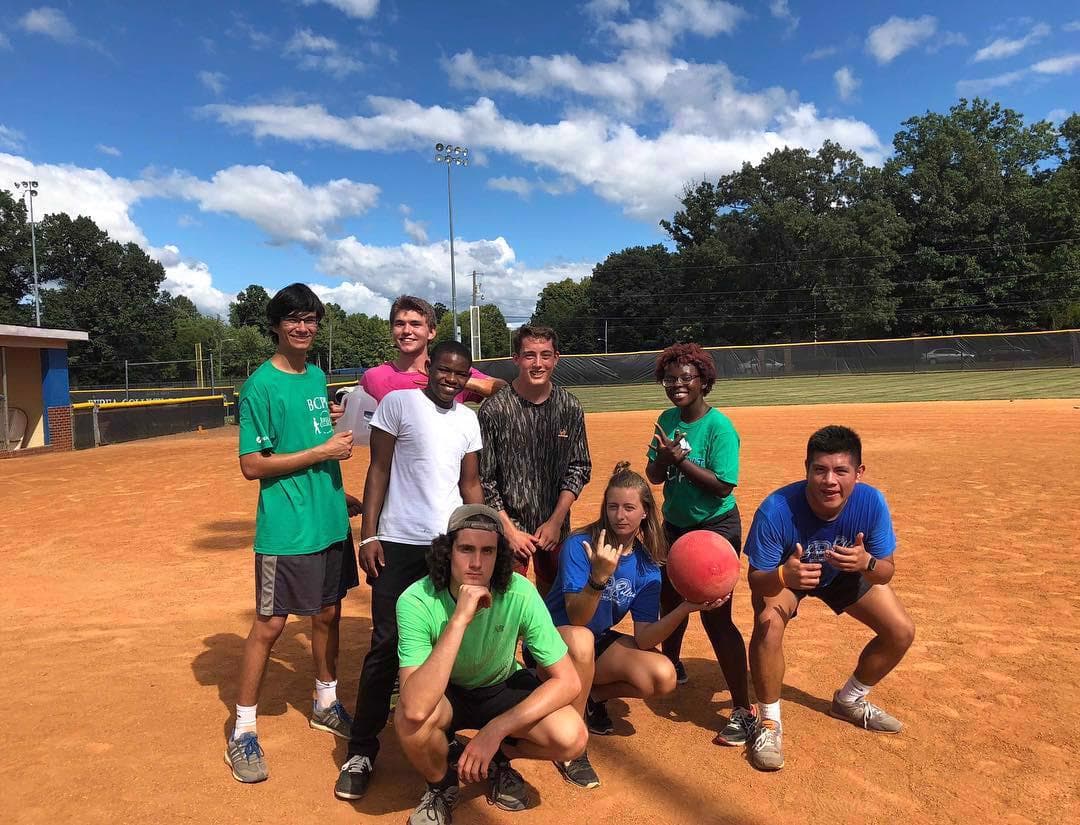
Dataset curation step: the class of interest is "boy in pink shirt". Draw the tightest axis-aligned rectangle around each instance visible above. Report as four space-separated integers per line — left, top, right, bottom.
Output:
360 296 505 404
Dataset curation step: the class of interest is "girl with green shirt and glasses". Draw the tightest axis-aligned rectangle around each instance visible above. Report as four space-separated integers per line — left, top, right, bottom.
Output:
645 342 754 748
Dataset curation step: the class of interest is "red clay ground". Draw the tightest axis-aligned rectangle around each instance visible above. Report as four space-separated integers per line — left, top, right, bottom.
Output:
3 399 1079 824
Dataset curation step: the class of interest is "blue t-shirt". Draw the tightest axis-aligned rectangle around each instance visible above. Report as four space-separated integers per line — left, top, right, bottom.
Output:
545 532 662 636
745 482 896 590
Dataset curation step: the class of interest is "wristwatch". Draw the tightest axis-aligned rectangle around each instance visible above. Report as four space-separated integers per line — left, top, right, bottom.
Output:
587 576 609 592
865 556 877 573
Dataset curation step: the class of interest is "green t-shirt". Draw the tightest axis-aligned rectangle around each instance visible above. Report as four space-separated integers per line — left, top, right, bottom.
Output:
646 406 740 528
396 573 568 690
238 359 349 555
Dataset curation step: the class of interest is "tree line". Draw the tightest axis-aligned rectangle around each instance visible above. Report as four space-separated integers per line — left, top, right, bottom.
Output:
531 99 1080 354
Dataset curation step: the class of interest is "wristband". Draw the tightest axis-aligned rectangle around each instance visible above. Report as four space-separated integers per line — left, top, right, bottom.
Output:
358 536 384 547
587 577 608 592
776 564 786 588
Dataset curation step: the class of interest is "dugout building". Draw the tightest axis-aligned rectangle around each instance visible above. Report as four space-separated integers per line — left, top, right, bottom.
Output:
0 323 89 456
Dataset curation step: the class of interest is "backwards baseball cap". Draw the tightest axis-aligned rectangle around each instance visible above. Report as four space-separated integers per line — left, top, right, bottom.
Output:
446 504 504 535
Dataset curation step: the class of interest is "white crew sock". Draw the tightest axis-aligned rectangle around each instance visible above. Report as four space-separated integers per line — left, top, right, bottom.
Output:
757 700 781 726
837 674 872 705
315 678 338 710
233 704 257 739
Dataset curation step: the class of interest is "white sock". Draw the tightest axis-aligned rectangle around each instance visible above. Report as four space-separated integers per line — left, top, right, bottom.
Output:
315 678 338 710
837 675 871 705
757 700 781 726
233 704 257 739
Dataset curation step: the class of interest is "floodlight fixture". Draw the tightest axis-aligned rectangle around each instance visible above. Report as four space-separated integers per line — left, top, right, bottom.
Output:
433 141 471 342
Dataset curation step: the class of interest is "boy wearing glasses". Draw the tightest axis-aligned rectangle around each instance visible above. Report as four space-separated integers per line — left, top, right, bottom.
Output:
645 342 754 748
226 284 359 783
477 325 592 597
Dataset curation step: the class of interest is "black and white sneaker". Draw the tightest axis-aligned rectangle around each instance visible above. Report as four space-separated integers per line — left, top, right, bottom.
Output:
555 751 601 789
586 698 614 735
334 755 374 800
487 754 528 811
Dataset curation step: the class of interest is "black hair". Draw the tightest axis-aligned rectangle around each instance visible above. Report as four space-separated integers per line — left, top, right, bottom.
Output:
266 283 325 343
806 425 863 468
429 339 473 368
426 523 515 593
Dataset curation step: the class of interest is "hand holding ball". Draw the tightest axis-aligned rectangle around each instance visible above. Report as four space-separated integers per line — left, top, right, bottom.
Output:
667 530 740 603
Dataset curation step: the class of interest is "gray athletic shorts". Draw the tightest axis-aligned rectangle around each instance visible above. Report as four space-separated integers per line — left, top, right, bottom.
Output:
254 535 359 617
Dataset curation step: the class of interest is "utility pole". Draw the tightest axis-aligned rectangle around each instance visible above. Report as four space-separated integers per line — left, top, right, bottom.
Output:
469 270 482 361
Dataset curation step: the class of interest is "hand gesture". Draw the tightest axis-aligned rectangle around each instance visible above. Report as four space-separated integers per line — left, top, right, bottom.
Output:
652 425 688 468
358 538 385 579
320 429 353 461
583 528 622 582
344 493 363 517
454 584 492 625
533 518 562 552
825 532 868 573
685 592 732 612
782 544 822 590
457 724 504 785
329 400 345 424
507 526 542 563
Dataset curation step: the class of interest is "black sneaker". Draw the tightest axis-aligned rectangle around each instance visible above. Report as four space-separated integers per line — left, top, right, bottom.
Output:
586 698 614 735
554 751 601 789
407 784 459 825
334 755 374 800
674 660 688 685
487 754 528 811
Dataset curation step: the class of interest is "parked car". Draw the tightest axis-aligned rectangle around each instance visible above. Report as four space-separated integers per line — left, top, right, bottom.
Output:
921 347 975 365
736 356 785 375
985 344 1038 362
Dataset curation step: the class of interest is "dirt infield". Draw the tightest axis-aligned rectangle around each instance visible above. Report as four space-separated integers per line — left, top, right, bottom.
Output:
3 399 1079 824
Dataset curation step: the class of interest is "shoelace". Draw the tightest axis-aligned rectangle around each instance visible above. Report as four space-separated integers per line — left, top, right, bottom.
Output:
329 701 353 723
342 755 372 775
417 788 452 823
751 723 780 752
487 762 525 806
855 700 885 729
239 735 263 761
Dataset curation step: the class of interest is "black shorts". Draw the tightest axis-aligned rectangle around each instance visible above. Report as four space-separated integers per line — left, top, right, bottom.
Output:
254 535 359 617
446 669 542 733
794 572 872 616
663 506 743 556
595 629 628 660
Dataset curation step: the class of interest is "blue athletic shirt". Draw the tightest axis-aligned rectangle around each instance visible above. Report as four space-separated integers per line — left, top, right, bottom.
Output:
745 482 896 590
544 532 662 636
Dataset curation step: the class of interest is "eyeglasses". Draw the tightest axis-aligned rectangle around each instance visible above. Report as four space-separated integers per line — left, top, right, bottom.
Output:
281 315 320 329
660 375 700 387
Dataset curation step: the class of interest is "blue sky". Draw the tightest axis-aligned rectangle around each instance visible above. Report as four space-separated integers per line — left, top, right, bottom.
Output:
2 1 1078 322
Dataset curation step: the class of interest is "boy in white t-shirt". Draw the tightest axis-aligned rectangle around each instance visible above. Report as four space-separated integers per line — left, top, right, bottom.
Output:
335 340 484 800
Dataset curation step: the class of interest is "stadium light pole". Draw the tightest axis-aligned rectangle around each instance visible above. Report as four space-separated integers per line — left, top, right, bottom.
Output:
434 143 469 342
13 180 41 327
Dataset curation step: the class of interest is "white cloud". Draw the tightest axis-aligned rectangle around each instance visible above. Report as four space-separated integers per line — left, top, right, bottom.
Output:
834 66 859 101
177 214 201 228
803 45 839 62
1031 53 1080 74
154 165 380 247
488 176 534 198
601 0 746 52
403 218 428 243
1046 108 1070 124
0 32 11 50
285 28 363 77
18 7 77 42
866 15 938 64
317 235 592 318
1063 21 1080 33
301 0 380 19
229 17 271 49
198 70 227 95
769 0 799 33
308 281 391 316
973 22 1049 62
151 244 233 317
95 143 121 157
204 95 883 222
955 70 1026 94
0 125 26 151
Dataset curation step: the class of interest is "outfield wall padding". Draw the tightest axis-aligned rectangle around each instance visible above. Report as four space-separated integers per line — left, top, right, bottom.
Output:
475 330 1080 386
72 397 227 449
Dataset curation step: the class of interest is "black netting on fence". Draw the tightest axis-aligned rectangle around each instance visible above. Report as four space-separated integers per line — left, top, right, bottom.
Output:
73 398 226 449
474 331 1080 386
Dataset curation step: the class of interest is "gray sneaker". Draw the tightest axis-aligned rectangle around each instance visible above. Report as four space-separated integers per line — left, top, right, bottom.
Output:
829 693 902 733
224 732 268 783
408 785 459 825
310 700 353 739
713 706 757 747
487 756 528 811
748 720 784 772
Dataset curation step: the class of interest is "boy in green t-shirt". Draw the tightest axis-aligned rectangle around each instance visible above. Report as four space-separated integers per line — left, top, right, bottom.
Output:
224 284 360 784
394 505 586 824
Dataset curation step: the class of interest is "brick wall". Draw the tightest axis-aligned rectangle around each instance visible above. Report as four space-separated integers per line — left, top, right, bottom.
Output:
47 405 73 451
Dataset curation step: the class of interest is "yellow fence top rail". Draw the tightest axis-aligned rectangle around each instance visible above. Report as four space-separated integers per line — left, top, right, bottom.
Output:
72 395 228 411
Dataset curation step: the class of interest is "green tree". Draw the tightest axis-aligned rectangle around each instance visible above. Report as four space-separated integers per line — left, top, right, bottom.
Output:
0 189 34 324
435 304 511 359
433 301 449 323
229 284 271 331
589 245 679 351
885 98 1059 334
530 277 597 353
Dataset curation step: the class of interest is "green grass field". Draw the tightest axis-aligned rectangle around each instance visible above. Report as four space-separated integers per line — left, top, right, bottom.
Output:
566 367 1080 413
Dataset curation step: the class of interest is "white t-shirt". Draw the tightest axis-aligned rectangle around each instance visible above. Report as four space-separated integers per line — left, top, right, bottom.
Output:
370 389 483 545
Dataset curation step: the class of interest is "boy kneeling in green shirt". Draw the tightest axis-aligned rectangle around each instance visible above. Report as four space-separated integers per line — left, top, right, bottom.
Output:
395 505 586 823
